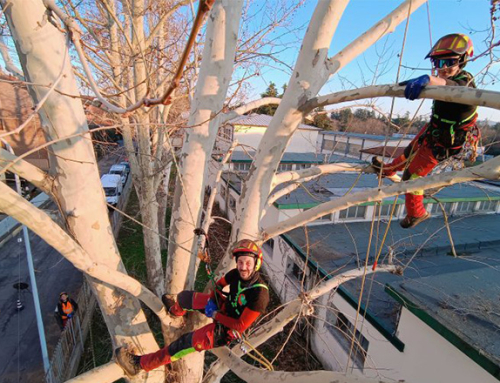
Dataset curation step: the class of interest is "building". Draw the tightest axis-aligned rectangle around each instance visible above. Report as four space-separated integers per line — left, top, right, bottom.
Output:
216 166 500 382
318 131 414 161
216 114 321 154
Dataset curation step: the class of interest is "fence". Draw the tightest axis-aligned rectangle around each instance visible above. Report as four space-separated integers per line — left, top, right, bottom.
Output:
45 280 96 383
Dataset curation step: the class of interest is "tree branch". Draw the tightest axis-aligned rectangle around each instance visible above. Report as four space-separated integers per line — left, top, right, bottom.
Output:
64 362 124 383
211 347 392 383
0 35 24 79
326 0 426 76
273 162 369 186
204 266 395 383
0 183 169 324
301 84 500 114
0 148 54 196
263 156 500 240
219 97 282 124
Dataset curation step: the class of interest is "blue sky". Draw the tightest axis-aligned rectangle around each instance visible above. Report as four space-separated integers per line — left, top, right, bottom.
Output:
248 0 500 122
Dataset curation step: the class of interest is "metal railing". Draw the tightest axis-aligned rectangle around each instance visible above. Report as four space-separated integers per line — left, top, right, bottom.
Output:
45 280 96 383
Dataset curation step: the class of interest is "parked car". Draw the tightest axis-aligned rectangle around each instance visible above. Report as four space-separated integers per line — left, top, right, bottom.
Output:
119 161 130 177
109 164 127 185
101 174 122 207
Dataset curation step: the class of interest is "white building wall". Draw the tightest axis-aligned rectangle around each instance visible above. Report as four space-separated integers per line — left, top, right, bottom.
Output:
309 275 497 383
234 125 318 153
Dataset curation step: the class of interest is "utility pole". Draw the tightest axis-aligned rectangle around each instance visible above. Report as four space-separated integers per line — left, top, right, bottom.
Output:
1 139 50 376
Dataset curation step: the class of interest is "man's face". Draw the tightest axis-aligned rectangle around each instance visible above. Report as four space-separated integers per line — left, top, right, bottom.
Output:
60 294 68 302
236 255 256 281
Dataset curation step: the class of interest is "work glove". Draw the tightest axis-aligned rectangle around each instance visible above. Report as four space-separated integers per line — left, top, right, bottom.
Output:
400 75 430 100
67 313 73 319
204 299 218 318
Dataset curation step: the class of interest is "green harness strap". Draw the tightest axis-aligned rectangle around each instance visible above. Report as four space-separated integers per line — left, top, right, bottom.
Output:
231 281 268 316
431 107 478 145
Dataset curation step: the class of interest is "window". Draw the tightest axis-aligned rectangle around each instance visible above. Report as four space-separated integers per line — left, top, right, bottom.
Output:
323 139 335 151
339 205 366 220
297 163 313 170
233 162 251 172
377 203 397 217
326 306 369 370
229 196 236 211
218 125 233 141
286 258 308 287
278 163 294 172
265 238 274 250
428 202 452 215
334 141 348 155
455 201 475 214
477 200 497 212
347 143 362 156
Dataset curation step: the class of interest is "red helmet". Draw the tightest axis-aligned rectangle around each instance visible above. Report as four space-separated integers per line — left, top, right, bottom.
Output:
425 33 473 67
232 239 263 271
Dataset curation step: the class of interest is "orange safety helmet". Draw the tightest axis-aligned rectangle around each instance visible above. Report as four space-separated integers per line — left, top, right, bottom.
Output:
425 33 474 67
232 239 263 271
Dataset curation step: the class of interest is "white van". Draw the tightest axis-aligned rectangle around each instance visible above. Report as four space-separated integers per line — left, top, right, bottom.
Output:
109 164 127 185
101 174 123 207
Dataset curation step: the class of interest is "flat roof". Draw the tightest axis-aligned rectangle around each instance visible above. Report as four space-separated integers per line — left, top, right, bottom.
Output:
321 131 414 141
284 214 500 377
225 151 365 164
228 114 321 131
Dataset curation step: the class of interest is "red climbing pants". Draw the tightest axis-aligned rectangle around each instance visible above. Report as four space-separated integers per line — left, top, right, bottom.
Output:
383 125 439 218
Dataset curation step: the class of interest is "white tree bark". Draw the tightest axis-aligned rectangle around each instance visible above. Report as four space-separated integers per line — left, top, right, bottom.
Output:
217 0 350 277
212 348 391 383
0 148 54 195
165 4 244 381
64 362 124 383
2 4 162 382
166 0 244 294
301 84 500 113
0 183 168 323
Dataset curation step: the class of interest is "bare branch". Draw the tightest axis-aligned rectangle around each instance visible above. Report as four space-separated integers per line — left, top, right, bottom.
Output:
219 97 282 124
263 156 500 240
64 362 124 383
0 35 23 78
205 266 395 383
273 162 370 186
0 148 54 196
327 0 426 76
301 84 500 113
212 347 392 383
0 183 169 324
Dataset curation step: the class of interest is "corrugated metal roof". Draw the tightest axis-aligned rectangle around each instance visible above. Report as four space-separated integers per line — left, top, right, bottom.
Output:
229 113 321 131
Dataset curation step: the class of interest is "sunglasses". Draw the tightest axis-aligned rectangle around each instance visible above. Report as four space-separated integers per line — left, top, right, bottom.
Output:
432 57 459 69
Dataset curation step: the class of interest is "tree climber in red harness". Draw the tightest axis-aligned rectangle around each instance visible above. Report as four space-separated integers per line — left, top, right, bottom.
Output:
372 33 478 229
114 239 270 377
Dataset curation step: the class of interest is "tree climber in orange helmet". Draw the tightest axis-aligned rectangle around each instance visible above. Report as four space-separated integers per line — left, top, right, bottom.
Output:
114 239 269 377
372 33 479 229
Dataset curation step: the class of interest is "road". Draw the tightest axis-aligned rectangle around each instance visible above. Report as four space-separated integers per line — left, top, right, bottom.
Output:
0 151 125 383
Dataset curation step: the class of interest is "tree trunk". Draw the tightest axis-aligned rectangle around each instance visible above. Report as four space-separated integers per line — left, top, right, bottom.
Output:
2 1 162 381
164 1 244 382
